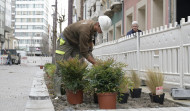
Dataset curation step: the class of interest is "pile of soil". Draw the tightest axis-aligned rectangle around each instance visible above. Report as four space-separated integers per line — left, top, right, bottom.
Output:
44 74 184 111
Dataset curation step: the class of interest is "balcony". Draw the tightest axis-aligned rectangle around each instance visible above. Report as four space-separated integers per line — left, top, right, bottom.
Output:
104 9 114 17
110 0 122 12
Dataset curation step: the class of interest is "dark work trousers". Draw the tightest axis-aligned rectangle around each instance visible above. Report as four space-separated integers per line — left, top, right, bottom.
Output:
54 36 83 97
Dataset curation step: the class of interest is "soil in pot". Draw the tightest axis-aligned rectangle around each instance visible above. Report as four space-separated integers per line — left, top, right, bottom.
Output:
118 92 129 104
149 93 165 104
66 90 83 105
98 93 117 109
130 88 142 98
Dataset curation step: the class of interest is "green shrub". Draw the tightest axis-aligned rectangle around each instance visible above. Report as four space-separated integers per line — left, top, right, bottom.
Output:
57 56 88 93
44 63 56 78
85 58 127 93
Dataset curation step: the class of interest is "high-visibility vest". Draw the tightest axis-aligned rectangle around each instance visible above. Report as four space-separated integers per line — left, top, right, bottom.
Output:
55 35 65 55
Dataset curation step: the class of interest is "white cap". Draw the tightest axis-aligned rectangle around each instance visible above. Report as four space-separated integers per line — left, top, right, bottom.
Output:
98 16 112 34
132 21 138 25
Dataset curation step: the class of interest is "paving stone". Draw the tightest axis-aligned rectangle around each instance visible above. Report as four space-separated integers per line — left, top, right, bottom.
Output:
0 65 40 111
177 107 190 111
25 100 54 109
25 108 54 111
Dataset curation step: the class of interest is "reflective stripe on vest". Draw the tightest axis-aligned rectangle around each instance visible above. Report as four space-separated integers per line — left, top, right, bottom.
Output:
56 50 65 55
60 38 65 45
57 37 65 46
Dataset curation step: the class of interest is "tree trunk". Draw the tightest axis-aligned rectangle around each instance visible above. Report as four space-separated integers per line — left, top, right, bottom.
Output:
80 0 83 20
68 0 73 25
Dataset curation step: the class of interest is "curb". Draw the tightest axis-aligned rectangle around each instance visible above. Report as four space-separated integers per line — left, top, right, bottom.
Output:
25 70 55 111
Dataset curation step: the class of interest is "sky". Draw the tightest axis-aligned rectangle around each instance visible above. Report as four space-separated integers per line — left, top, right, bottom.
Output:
49 0 68 33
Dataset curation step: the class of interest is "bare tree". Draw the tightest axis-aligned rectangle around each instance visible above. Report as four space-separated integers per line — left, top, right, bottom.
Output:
41 35 50 56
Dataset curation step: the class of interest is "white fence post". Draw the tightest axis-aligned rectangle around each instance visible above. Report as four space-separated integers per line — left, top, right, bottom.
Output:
179 18 185 88
137 32 140 74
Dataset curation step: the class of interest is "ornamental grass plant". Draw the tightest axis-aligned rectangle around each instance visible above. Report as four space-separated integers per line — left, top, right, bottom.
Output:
131 70 141 89
119 74 133 93
145 70 164 95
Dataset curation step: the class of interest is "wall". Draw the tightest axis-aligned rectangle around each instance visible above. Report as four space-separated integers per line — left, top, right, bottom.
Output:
124 0 169 35
111 11 122 40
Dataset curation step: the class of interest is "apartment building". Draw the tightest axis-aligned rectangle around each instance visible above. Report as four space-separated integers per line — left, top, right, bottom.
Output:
0 0 12 50
15 0 49 55
0 0 5 49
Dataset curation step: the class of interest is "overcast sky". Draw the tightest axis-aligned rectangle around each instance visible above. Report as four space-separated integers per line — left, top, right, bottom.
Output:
49 0 68 33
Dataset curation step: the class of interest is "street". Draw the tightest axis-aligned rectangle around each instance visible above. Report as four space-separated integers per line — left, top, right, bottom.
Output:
0 64 40 111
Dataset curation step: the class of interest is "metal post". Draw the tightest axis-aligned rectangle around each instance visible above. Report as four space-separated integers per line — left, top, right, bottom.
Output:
52 0 58 64
121 0 124 35
17 39 19 50
80 0 83 20
68 0 73 25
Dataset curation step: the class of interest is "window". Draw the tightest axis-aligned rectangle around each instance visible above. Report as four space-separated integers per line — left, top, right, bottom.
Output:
23 11 28 15
16 11 21 15
22 18 27 22
15 25 21 29
35 11 43 15
22 25 27 29
28 11 33 15
34 25 43 29
28 25 33 29
16 18 21 22
28 18 32 22
34 4 43 8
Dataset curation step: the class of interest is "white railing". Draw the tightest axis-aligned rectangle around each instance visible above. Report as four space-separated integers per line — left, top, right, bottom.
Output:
93 17 190 88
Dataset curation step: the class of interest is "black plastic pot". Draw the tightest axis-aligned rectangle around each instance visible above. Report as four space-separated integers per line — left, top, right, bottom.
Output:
149 93 165 104
61 86 66 95
94 93 98 104
118 92 129 104
130 88 142 98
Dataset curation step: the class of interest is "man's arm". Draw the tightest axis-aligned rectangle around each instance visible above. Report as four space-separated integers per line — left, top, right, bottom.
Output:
86 54 96 65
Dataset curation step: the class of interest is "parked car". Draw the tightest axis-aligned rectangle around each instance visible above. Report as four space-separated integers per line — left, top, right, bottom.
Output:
1 49 21 65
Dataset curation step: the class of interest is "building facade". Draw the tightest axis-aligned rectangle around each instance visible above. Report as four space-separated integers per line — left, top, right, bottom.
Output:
0 0 5 49
81 0 190 45
0 0 12 50
15 0 49 55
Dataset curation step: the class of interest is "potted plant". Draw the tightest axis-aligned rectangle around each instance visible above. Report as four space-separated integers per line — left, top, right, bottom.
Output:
44 63 56 79
40 65 43 69
146 70 165 104
57 56 88 105
86 58 126 109
118 75 133 104
130 70 142 98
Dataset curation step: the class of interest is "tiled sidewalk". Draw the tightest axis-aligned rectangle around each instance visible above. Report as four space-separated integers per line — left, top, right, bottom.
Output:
0 65 39 111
